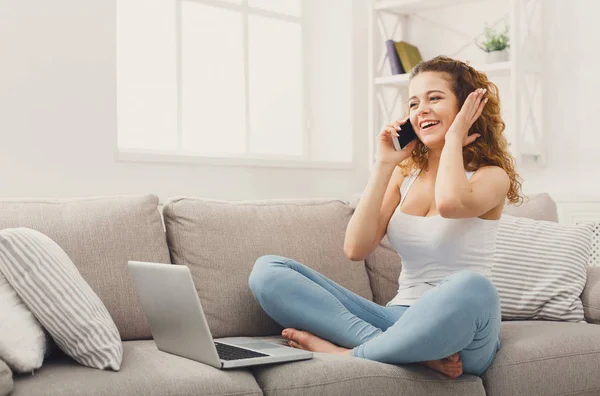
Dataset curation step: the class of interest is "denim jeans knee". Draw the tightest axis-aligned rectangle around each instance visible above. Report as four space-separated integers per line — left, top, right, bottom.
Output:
445 270 500 316
449 270 495 295
248 254 290 295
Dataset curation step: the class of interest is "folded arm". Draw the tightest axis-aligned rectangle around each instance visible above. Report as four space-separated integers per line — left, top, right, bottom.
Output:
435 136 510 219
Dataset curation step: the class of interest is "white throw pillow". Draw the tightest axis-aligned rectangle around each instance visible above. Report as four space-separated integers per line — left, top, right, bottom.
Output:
493 215 594 322
0 359 13 396
0 271 48 373
0 228 123 371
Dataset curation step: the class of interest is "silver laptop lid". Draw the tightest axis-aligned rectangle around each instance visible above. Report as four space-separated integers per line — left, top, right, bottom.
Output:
127 261 222 368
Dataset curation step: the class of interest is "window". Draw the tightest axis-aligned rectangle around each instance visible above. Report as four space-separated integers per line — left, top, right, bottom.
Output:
117 0 353 168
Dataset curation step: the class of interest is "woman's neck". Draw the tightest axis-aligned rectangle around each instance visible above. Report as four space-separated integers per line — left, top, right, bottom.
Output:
424 149 442 176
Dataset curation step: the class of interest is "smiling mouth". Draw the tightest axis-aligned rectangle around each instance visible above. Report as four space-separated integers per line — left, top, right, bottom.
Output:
420 121 440 132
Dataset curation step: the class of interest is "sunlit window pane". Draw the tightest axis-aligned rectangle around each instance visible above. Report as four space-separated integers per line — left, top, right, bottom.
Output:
117 0 354 164
248 0 301 17
248 16 303 156
181 2 246 154
117 0 178 150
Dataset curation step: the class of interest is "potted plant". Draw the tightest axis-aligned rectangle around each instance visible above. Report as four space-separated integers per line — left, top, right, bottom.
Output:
476 23 510 63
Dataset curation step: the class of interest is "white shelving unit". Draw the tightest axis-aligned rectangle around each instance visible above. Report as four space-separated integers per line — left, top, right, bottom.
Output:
375 61 511 88
367 0 545 169
374 0 486 14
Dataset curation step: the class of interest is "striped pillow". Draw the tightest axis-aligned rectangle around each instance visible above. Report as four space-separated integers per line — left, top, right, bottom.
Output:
493 215 594 322
0 228 123 370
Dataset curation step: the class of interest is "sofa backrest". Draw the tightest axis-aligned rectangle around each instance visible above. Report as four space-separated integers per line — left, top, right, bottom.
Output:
0 192 560 341
501 193 558 222
162 196 373 338
0 195 171 340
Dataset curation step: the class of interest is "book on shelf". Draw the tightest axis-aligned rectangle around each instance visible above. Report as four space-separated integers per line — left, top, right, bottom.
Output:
385 40 405 75
385 40 423 75
395 41 423 73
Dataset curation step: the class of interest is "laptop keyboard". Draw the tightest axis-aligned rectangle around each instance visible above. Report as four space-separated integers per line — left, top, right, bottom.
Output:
214 342 270 361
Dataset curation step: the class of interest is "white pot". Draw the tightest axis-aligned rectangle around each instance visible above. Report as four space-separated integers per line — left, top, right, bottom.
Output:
485 49 509 63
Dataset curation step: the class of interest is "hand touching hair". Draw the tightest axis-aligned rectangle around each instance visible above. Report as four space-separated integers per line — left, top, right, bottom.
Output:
399 55 524 205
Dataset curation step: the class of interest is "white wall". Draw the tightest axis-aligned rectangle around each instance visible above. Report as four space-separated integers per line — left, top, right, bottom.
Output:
2 0 599 204
518 0 600 201
0 0 369 202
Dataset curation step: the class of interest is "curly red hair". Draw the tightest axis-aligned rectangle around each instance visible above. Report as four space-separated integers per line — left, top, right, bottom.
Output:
398 55 524 205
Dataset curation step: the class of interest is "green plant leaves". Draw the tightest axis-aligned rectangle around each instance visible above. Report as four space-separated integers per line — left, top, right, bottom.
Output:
476 23 509 53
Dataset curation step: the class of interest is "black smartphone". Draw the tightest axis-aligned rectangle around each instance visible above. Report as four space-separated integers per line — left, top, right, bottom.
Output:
392 119 418 151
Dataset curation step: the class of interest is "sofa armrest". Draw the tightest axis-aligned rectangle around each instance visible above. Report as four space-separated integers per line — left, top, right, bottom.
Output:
582 267 600 324
0 359 13 396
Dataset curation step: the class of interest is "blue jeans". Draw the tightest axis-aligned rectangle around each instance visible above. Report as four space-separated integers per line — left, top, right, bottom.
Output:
248 255 501 376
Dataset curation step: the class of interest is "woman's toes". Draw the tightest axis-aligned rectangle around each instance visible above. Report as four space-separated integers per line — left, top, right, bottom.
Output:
445 363 463 378
283 329 306 348
282 328 293 338
423 359 463 379
287 339 304 349
283 328 299 342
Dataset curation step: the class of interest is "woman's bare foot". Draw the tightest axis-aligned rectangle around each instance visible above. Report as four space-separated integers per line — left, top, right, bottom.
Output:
282 328 462 377
282 328 352 356
421 353 463 379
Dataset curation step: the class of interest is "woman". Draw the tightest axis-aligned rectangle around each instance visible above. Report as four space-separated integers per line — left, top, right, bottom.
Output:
248 55 523 379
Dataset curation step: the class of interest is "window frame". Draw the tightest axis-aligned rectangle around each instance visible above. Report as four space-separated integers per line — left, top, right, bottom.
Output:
116 0 355 169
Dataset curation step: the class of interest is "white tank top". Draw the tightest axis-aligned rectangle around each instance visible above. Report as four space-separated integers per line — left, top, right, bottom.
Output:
385 167 499 307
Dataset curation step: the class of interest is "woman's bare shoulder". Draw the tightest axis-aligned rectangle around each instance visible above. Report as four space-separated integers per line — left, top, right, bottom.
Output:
391 165 408 190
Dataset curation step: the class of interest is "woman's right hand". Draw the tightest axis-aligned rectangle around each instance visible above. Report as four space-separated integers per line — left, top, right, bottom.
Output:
376 118 418 166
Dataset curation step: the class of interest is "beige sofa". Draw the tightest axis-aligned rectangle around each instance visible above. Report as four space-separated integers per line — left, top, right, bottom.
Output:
0 193 599 396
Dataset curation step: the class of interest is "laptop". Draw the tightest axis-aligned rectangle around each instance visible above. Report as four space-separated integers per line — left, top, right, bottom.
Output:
127 260 313 369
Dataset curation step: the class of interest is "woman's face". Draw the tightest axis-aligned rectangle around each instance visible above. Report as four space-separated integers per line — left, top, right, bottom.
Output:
408 72 459 149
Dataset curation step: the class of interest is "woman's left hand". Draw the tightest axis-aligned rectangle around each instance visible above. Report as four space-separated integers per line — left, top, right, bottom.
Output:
446 88 488 146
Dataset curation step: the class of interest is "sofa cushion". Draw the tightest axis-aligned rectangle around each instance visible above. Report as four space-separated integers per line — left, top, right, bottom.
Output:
583 267 600 324
0 228 123 370
482 321 600 396
0 195 171 341
364 236 401 306
250 335 486 396
162 197 373 338
0 359 13 396
502 193 558 222
11 340 262 396
347 193 401 306
357 192 560 307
